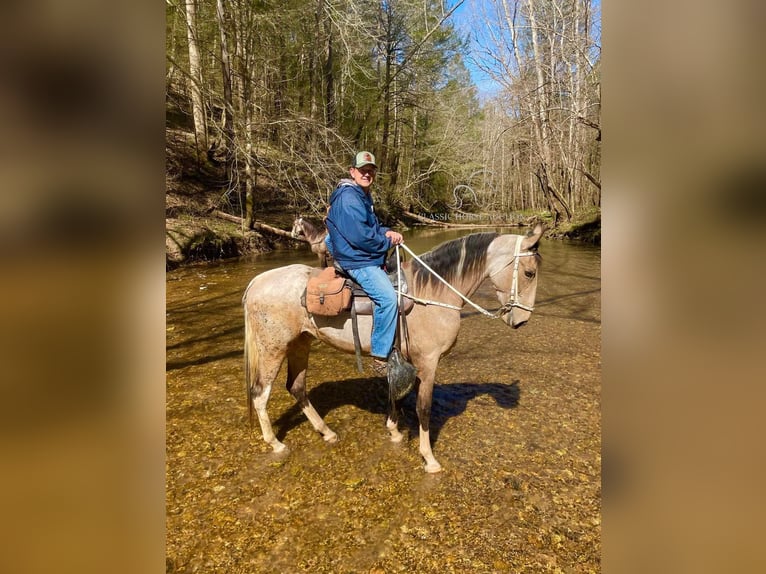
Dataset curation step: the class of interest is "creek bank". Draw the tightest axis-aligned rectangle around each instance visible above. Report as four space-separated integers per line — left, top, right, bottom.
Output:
165 209 601 269
165 212 305 270
548 212 601 244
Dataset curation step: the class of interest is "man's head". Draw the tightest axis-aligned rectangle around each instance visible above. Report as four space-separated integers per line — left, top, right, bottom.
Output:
349 151 377 190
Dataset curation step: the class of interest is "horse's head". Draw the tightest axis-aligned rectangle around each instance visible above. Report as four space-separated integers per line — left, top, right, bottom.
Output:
290 216 304 239
487 224 543 328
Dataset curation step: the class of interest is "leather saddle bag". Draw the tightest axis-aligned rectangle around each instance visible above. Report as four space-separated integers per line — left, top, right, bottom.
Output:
302 267 352 316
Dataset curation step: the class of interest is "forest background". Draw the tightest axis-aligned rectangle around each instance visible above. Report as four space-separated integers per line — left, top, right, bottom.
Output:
165 0 601 266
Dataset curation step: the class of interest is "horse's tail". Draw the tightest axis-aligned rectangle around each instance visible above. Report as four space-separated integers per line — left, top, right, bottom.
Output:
243 298 258 429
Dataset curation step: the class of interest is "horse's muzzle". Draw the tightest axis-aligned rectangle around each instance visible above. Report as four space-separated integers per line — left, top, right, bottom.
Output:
511 320 528 329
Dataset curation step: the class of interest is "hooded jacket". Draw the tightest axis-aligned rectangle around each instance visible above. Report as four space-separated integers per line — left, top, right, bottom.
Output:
325 179 391 270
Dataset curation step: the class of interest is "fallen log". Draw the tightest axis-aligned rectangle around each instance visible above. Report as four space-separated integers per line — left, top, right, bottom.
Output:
250 221 296 239
212 209 246 225
211 210 297 239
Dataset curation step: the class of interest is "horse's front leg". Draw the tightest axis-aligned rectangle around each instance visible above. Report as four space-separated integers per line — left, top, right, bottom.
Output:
416 384 441 473
413 364 442 473
386 399 405 443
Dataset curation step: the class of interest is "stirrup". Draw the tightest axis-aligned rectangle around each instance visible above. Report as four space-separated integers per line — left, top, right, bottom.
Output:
388 371 415 402
385 350 417 401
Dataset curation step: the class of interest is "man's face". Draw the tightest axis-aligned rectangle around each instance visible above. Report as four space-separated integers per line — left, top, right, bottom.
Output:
350 165 376 190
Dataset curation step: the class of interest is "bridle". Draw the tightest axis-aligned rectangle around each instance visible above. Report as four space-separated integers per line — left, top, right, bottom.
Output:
396 236 537 320
488 235 538 315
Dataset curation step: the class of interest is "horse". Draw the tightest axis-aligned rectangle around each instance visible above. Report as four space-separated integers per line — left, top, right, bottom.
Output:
243 224 543 473
291 216 331 267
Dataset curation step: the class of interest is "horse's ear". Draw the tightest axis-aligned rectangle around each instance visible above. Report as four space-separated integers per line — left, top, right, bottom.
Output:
522 223 543 250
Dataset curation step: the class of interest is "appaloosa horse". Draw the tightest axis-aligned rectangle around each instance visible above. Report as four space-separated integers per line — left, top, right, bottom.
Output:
243 225 543 472
291 216 331 267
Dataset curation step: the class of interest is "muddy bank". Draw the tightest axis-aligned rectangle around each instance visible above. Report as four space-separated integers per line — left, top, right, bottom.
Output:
165 216 294 270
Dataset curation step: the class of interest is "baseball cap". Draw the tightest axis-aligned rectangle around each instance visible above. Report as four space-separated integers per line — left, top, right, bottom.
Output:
352 151 377 169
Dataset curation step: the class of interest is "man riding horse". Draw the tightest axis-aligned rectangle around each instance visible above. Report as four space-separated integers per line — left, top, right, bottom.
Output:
324 151 403 377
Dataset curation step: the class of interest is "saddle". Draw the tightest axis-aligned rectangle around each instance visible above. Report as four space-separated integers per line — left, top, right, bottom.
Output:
301 262 415 374
333 261 415 316
301 264 414 317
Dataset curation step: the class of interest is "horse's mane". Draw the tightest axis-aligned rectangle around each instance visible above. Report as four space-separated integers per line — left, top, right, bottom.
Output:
410 232 499 293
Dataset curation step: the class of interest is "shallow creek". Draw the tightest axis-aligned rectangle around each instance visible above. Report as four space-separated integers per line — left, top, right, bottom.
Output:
166 228 601 573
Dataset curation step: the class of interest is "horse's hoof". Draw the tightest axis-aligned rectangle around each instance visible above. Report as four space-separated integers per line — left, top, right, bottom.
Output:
424 461 443 473
323 431 338 443
388 428 405 443
271 441 288 453
386 419 404 443
389 433 404 444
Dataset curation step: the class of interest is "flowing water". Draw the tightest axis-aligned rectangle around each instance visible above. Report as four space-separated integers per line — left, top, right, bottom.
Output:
166 228 601 573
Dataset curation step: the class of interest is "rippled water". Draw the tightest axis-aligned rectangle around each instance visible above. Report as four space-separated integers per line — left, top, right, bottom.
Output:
166 228 601 573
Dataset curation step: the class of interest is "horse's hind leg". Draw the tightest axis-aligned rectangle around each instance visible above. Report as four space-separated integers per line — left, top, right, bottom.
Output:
245 307 288 452
286 335 338 443
250 349 288 453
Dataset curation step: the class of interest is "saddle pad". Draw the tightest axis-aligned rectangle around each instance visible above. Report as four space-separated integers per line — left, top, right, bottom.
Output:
352 292 415 316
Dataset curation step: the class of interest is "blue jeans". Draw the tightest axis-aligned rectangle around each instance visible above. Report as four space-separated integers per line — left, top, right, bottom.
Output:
347 265 398 360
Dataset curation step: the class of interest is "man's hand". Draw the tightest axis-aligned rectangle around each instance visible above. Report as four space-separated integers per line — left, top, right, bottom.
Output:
385 230 403 245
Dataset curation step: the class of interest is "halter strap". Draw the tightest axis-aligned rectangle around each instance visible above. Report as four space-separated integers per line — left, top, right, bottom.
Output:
396 238 536 319
510 236 530 311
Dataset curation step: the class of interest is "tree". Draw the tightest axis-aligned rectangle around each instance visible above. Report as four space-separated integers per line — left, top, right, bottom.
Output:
169 0 578 226
471 0 601 218
183 0 208 162
213 0 235 181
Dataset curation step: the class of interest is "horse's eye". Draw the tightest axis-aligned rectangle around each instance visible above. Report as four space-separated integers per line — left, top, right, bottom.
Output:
524 269 536 279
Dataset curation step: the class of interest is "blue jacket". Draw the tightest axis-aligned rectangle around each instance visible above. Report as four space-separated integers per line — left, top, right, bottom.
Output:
325 179 391 270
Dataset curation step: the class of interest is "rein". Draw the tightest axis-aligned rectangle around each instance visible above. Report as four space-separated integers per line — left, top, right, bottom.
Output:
395 238 536 319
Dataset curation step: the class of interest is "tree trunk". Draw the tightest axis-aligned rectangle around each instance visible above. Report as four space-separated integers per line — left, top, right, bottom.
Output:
536 163 572 220
526 0 571 222
212 210 301 240
215 0 235 181
381 43 392 176
324 25 335 127
244 105 255 228
250 222 297 239
184 0 207 163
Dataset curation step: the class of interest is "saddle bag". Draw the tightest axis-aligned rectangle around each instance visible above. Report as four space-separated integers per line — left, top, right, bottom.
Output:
302 267 352 316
